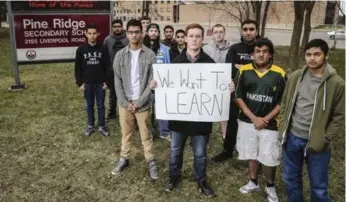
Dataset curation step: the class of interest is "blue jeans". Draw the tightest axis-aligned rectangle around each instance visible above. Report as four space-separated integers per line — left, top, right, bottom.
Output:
151 92 170 134
169 131 208 181
283 132 331 202
84 83 105 127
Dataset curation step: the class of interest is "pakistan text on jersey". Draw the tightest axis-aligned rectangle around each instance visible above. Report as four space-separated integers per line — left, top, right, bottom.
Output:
246 92 273 103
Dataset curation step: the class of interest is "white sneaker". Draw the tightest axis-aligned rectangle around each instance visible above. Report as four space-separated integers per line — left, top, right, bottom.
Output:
239 181 260 194
265 186 279 202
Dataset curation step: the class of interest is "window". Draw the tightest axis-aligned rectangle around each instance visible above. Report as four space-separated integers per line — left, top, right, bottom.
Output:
167 0 170 3
160 8 164 12
167 8 170 12
120 10 122 14
161 0 164 3
123 16 126 21
161 16 164 21
138 9 140 13
167 16 171 21
155 17 158 20
155 0 158 3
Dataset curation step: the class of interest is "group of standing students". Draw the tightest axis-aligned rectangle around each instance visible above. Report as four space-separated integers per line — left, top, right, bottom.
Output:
74 17 345 202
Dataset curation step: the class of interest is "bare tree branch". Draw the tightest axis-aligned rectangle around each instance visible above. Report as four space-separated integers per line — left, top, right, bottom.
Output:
202 3 242 24
261 1 271 37
335 1 345 16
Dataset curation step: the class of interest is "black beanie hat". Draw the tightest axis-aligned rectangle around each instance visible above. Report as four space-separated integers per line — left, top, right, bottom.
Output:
147 23 160 33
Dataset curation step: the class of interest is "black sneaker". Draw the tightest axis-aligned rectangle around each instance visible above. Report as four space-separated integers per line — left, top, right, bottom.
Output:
198 180 215 198
98 127 110 136
165 175 181 192
84 125 94 136
111 157 129 175
211 151 232 163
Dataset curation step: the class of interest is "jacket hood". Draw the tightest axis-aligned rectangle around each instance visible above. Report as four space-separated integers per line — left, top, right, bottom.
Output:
208 40 232 50
111 31 127 40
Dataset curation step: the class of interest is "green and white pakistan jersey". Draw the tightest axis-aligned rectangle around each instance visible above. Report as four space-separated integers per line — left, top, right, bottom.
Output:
235 63 286 131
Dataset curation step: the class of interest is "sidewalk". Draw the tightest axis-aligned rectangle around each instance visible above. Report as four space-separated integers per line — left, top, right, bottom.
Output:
1 22 9 28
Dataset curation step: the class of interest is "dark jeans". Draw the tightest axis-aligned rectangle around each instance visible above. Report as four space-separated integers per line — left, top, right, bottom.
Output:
283 133 331 202
223 97 239 155
84 83 106 127
107 76 117 115
169 131 208 181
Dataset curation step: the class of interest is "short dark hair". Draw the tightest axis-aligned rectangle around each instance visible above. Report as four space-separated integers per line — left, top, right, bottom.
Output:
164 25 174 32
241 19 258 30
304 39 329 55
253 38 274 56
185 23 204 37
112 19 123 26
86 24 97 31
175 29 186 36
126 19 142 31
212 24 225 32
140 16 151 23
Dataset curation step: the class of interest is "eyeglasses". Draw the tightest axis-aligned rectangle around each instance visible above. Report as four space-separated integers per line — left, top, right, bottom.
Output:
243 28 255 32
187 35 202 39
127 30 142 35
113 25 122 28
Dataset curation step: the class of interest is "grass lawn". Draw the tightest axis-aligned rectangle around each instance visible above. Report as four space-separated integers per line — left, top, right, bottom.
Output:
0 27 344 202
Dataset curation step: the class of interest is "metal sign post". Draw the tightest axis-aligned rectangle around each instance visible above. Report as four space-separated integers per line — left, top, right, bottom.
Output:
7 1 26 91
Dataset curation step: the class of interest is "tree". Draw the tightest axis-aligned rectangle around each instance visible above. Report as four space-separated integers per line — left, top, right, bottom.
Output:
287 1 305 74
200 1 272 36
331 1 345 50
142 0 150 17
261 1 271 37
300 1 316 56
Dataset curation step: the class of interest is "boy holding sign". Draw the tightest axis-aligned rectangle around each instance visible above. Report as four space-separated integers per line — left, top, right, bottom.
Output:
150 24 235 197
235 38 286 202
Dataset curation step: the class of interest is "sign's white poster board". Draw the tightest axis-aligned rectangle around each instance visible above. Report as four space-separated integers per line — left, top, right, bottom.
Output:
153 63 232 122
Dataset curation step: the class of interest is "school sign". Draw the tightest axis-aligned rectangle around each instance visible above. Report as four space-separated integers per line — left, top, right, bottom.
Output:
7 1 113 90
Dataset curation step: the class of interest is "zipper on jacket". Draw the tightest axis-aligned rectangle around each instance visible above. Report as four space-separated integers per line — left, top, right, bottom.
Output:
304 82 323 156
281 80 301 145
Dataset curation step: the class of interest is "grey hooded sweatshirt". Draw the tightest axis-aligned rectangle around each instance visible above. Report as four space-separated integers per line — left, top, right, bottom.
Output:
202 40 232 63
103 31 129 64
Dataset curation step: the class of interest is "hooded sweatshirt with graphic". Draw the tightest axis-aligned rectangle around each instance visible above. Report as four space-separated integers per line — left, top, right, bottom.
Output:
279 63 345 153
74 43 110 87
104 31 129 64
225 42 254 79
202 40 232 63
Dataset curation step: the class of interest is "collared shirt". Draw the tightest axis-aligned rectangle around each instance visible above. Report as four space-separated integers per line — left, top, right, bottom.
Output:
186 50 201 63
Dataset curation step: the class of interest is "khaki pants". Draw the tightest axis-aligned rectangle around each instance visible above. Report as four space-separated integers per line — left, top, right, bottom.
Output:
119 107 154 161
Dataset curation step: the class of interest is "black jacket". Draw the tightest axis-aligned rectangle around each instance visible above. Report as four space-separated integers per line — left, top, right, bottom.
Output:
162 38 177 48
168 48 215 136
225 42 254 79
170 43 186 61
74 43 110 87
